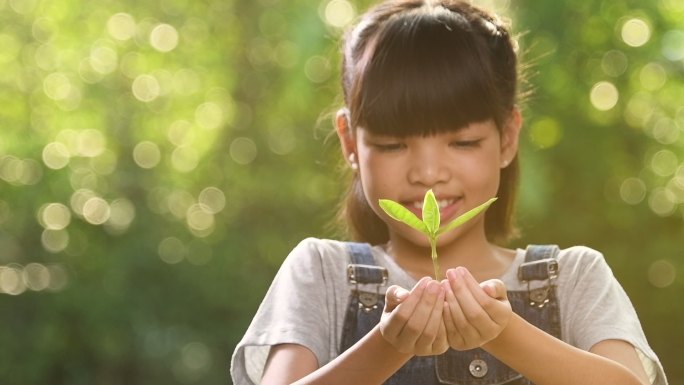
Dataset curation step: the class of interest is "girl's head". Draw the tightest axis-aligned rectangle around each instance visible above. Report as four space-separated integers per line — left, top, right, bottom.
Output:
336 0 521 245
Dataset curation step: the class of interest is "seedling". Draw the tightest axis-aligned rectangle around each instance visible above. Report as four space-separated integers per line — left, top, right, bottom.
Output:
379 190 497 279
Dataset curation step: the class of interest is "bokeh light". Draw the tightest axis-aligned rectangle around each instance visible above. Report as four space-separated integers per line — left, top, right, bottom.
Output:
158 237 185 264
167 190 194 219
150 23 179 52
323 0 355 28
133 141 162 169
0 156 43 186
647 260 676 288
42 142 71 169
23 263 50 291
267 126 297 155
186 204 215 236
41 228 69 253
648 187 676 216
39 202 71 230
167 120 195 146
171 146 199 172
601 50 628 77
0 265 26 295
82 197 111 225
304 55 331 83
107 13 136 41
106 198 136 233
590 81 619 111
621 17 651 47
195 102 224 130
77 129 106 157
229 137 257 165
650 149 678 177
132 74 160 102
198 187 225 214
529 117 562 149
651 117 679 145
70 189 97 216
43 72 72 101
639 62 667 91
620 177 647 205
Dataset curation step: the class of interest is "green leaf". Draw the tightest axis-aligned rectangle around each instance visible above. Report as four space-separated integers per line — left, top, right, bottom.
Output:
422 189 440 235
379 199 429 234
436 197 498 236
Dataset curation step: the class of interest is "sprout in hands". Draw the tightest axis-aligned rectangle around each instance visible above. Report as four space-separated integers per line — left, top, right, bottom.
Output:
379 190 497 279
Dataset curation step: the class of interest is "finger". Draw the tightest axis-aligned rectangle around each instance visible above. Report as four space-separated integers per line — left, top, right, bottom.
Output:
442 277 472 345
382 278 429 338
480 279 507 300
384 285 410 312
414 284 445 353
459 267 496 307
399 280 442 340
447 268 491 336
434 315 448 353
442 298 466 348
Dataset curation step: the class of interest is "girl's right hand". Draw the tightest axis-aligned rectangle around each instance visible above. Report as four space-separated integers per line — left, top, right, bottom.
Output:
441 267 512 351
379 277 449 356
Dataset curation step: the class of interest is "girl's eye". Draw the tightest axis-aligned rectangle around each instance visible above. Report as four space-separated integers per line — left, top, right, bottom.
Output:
374 143 405 152
451 139 482 148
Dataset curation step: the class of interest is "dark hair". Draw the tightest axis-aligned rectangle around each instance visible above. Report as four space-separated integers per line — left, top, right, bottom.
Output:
337 0 521 245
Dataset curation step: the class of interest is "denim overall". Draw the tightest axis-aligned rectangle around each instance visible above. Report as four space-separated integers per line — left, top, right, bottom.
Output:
340 243 561 385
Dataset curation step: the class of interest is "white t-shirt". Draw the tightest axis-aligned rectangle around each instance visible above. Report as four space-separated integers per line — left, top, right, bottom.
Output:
230 238 668 384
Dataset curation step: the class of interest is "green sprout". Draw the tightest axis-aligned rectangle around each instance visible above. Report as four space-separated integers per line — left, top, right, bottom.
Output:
379 190 497 279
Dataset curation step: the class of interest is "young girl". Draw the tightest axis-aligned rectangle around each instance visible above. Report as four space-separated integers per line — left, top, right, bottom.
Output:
231 0 668 384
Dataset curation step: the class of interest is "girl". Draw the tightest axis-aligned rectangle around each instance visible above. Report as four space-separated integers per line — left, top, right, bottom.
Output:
231 0 668 384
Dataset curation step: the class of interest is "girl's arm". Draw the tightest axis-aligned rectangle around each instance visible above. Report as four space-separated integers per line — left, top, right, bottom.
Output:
260 278 448 385
442 267 648 385
484 314 648 385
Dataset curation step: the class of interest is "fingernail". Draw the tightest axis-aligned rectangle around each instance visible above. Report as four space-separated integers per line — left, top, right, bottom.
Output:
427 281 441 294
447 269 458 280
457 266 467 277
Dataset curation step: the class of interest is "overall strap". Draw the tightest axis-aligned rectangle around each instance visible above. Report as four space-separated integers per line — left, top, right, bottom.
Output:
341 242 436 385
518 244 560 308
340 242 390 353
345 242 387 285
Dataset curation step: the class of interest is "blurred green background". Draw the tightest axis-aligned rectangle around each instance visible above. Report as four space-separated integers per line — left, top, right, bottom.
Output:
0 0 681 383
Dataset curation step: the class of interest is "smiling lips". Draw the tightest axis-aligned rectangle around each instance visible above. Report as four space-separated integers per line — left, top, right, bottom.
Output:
410 198 455 210
404 197 462 223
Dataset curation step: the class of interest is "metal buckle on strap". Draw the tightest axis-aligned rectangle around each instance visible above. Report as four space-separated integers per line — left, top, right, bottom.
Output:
518 259 558 308
347 264 388 313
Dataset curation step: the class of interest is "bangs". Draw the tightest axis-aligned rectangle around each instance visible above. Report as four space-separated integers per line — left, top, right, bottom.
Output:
351 7 501 136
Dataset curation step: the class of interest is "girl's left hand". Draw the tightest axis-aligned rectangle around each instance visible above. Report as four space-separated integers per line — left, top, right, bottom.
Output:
441 267 512 351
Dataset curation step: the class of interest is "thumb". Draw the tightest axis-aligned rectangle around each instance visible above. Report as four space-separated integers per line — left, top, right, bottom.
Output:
480 279 507 300
384 285 409 312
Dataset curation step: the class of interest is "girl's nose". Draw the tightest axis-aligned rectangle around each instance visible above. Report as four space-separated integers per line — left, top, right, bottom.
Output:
407 150 450 187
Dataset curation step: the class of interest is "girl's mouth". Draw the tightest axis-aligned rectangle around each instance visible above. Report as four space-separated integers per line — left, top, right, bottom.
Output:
410 198 455 211
404 197 463 225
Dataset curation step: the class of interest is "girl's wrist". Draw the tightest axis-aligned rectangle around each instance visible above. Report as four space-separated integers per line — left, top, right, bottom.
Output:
366 326 414 370
481 311 519 352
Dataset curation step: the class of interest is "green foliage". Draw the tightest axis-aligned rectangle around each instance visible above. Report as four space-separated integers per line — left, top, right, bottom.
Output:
0 0 681 383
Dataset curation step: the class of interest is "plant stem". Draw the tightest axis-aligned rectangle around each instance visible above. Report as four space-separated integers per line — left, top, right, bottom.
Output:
429 237 440 279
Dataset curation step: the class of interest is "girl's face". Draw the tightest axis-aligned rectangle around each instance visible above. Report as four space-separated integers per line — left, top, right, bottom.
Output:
346 116 520 248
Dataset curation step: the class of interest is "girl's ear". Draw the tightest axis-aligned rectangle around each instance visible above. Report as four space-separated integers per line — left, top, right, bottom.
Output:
500 107 522 167
336 108 357 167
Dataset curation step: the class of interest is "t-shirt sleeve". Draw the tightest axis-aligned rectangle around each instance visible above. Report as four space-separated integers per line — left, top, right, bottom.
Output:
560 247 668 385
230 238 332 385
